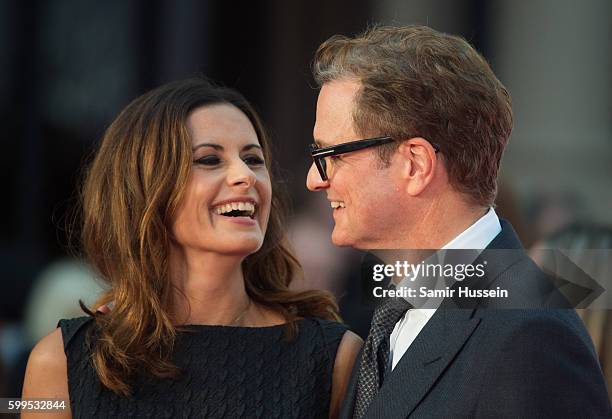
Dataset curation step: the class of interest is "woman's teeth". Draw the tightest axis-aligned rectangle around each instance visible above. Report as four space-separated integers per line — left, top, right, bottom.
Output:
214 202 256 218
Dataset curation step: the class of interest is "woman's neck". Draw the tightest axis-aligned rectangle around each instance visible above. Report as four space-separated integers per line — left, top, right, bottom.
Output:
168 245 251 326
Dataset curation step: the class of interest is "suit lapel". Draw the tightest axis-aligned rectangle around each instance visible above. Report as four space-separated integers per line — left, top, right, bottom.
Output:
364 306 480 418
362 219 522 418
341 219 524 418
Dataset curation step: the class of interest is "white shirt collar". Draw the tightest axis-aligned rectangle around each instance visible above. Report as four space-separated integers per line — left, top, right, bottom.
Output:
441 207 502 250
396 207 502 309
390 208 503 369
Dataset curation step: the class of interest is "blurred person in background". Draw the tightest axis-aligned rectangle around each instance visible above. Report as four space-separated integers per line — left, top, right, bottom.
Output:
0 260 105 399
21 77 361 418
23 259 106 346
526 191 582 240
0 255 39 399
288 194 353 297
530 224 612 399
288 195 374 339
306 25 611 418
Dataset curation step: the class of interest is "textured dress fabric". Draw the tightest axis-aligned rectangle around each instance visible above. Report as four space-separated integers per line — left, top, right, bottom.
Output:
59 316 348 419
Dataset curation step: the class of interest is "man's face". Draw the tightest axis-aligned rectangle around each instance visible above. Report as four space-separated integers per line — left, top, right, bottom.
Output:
306 79 407 249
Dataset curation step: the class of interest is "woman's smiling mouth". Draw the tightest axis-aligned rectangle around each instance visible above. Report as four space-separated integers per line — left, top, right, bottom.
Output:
212 199 257 220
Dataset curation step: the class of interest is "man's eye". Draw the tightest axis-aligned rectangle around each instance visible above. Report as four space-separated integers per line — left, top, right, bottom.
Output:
194 156 221 166
243 155 265 166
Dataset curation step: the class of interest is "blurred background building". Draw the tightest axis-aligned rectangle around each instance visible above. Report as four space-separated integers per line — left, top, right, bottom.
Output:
1 0 610 396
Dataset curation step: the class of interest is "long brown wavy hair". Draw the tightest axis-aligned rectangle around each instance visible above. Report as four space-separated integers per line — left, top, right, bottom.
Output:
79 77 340 396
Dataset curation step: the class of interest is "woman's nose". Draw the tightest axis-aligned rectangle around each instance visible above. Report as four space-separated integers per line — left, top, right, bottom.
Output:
228 161 256 188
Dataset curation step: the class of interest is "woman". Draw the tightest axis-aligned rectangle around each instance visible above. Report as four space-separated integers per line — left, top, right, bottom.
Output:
22 78 362 418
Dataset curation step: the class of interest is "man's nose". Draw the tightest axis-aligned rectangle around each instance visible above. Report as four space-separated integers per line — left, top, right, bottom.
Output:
306 163 329 191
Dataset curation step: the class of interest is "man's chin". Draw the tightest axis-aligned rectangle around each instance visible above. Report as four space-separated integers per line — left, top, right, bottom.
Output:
331 229 382 249
331 229 356 248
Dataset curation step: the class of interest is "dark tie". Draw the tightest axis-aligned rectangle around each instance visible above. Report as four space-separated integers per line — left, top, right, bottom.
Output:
353 293 412 418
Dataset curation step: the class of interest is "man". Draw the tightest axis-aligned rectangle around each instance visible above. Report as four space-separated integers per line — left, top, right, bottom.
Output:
306 26 611 418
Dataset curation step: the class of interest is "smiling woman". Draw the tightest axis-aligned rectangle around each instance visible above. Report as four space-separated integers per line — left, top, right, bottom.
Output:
21 78 362 418
172 104 271 259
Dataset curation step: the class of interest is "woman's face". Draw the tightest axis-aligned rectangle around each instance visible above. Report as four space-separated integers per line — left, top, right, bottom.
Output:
171 103 272 257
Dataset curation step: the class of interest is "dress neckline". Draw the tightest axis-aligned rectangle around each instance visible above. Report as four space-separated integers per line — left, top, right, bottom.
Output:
176 318 306 330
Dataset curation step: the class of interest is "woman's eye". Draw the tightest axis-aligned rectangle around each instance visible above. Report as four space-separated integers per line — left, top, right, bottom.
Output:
243 155 265 166
194 155 221 166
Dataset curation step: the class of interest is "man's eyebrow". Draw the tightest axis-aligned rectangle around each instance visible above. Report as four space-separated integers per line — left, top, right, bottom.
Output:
313 139 332 148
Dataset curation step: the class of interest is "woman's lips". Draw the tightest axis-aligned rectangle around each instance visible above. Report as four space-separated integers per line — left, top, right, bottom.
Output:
214 212 257 226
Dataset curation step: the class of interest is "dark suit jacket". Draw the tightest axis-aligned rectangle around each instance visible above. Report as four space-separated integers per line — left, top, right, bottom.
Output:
341 220 612 419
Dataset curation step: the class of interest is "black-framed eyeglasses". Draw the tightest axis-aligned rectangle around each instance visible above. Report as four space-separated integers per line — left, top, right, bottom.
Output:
308 136 394 181
309 136 440 181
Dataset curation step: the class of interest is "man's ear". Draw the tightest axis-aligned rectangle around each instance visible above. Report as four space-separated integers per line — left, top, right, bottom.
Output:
397 138 438 196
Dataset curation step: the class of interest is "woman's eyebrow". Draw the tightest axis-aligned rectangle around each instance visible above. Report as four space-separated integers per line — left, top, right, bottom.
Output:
242 144 262 152
192 143 262 152
192 143 223 151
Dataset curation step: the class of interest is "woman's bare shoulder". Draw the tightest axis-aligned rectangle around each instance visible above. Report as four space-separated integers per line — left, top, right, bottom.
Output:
329 330 363 418
334 330 363 372
26 328 65 369
22 328 71 417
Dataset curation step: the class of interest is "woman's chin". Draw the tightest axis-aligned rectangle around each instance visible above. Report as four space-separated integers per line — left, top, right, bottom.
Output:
172 233 264 258
219 238 264 257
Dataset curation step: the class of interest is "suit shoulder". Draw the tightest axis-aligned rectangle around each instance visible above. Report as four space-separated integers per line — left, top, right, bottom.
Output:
483 309 591 344
475 310 610 416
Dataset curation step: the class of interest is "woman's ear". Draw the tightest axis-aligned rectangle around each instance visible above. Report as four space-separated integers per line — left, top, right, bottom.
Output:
397 138 438 196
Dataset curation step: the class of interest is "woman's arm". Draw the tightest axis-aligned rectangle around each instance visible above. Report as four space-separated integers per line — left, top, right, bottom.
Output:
329 330 363 419
21 328 71 419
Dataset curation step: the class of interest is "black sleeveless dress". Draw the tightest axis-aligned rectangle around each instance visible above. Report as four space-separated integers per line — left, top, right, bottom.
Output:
58 316 348 418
